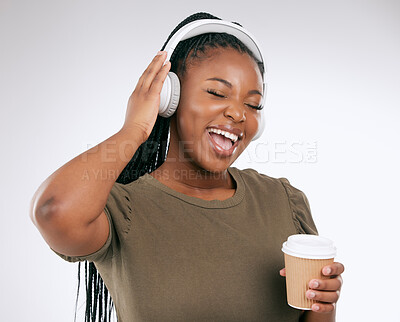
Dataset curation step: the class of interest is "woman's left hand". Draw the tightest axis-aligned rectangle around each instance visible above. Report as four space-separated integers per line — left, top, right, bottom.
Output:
279 262 345 313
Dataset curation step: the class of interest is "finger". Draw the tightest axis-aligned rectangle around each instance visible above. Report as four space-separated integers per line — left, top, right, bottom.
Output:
322 262 345 277
136 51 166 89
141 51 168 90
135 51 165 90
148 61 171 95
311 303 335 313
306 289 339 304
309 276 343 291
279 268 286 277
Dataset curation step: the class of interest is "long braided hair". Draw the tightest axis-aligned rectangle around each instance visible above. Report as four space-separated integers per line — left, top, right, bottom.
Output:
75 11 265 322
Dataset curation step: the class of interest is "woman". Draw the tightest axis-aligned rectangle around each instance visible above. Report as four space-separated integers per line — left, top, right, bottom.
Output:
30 12 344 322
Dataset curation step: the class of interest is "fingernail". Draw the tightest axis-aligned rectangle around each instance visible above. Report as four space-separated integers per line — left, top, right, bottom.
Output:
312 304 320 311
310 280 319 288
156 51 164 56
307 291 316 299
323 267 332 275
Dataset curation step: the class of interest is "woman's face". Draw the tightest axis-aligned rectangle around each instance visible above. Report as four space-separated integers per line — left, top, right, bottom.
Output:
170 46 264 173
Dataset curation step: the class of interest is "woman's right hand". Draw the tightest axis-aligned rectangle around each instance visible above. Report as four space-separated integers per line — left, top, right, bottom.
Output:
122 51 171 144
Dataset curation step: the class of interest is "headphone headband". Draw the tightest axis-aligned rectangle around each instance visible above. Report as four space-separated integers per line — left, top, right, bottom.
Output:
164 20 265 70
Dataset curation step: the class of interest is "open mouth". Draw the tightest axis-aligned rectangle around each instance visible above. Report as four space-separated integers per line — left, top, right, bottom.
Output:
206 128 240 156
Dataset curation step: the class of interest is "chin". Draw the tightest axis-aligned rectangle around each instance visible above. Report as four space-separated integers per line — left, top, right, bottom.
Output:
182 137 242 173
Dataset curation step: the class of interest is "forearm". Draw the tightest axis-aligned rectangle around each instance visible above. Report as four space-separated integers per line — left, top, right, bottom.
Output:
30 127 143 226
300 307 336 322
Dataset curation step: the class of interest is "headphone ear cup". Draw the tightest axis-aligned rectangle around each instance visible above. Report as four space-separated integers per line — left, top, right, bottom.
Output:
159 71 181 118
252 109 265 141
252 82 266 141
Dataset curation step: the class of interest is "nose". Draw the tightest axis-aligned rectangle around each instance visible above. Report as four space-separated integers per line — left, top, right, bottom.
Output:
223 104 246 123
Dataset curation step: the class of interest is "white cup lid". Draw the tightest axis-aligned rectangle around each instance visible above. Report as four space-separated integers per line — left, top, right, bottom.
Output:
282 234 337 259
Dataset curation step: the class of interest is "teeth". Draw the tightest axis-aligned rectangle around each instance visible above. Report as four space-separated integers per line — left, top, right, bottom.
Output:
207 128 238 143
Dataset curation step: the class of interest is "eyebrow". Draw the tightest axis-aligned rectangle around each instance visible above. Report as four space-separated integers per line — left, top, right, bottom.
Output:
206 77 263 96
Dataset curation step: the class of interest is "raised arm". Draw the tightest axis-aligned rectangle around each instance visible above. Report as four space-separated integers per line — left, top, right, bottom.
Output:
29 51 171 257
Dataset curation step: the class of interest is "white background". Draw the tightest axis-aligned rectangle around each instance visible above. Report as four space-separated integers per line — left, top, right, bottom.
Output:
1 0 399 321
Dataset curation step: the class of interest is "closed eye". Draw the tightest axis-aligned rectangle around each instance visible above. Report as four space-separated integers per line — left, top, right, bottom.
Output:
246 103 263 110
206 89 225 98
206 89 263 110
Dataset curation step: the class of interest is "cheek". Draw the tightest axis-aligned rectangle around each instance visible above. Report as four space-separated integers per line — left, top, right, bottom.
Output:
175 95 222 139
179 92 223 117
175 102 204 143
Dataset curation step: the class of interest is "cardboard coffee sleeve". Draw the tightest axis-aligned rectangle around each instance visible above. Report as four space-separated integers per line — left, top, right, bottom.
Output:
282 234 337 310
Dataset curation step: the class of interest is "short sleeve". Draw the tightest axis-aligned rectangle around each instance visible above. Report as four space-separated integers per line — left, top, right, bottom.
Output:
279 178 318 235
50 181 133 263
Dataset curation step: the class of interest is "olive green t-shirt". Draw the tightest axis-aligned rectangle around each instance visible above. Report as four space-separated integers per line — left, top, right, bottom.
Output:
52 166 318 322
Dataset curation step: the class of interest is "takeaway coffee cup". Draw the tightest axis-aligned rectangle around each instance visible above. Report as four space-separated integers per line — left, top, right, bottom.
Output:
282 234 337 310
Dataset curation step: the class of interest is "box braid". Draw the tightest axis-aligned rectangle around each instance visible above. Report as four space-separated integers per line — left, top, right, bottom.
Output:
75 11 265 322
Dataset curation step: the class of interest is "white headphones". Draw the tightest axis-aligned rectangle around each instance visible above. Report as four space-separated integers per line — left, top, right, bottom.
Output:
158 19 267 141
